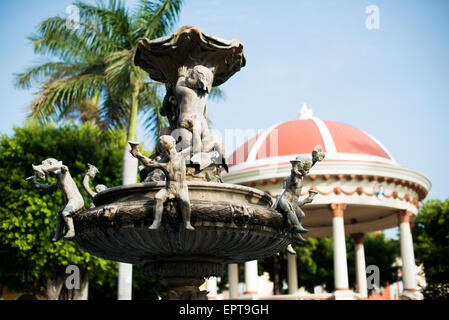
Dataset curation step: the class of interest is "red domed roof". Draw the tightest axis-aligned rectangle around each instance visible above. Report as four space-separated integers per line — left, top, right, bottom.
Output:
226 117 397 174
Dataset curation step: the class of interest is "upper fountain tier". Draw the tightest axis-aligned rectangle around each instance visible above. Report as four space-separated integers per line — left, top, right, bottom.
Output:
134 25 246 87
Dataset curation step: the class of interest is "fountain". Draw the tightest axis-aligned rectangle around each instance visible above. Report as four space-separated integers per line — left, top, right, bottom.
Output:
26 26 324 300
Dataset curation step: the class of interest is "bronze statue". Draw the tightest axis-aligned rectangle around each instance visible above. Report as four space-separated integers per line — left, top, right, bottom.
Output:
82 163 107 207
176 65 212 153
26 158 84 241
128 136 194 230
175 65 228 171
134 26 244 176
273 145 325 244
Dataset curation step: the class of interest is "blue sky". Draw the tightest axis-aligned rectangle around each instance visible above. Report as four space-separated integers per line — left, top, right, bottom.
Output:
1 1 448 219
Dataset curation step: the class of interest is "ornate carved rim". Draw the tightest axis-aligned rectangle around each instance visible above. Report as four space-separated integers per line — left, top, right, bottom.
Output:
92 181 273 206
73 182 298 265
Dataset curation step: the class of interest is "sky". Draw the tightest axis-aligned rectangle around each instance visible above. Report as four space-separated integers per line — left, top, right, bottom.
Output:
0 0 448 239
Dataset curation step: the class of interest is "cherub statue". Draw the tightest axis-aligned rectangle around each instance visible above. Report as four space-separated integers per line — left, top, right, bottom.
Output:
26 158 84 241
272 145 325 249
176 64 212 151
82 163 107 207
175 65 228 171
128 136 195 231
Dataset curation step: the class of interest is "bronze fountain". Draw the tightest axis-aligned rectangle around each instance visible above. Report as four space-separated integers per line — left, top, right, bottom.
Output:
27 26 324 300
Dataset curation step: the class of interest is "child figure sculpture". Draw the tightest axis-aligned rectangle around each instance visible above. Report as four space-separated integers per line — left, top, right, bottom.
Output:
128 136 195 231
26 158 84 241
82 163 107 208
273 145 325 244
175 65 228 171
176 65 212 155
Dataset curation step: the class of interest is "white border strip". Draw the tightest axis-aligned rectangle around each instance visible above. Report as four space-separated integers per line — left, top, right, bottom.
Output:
311 117 337 155
228 152 397 173
225 161 431 194
361 129 398 164
246 122 282 163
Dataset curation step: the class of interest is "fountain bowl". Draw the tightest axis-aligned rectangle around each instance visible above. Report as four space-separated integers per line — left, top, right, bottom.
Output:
73 181 299 264
72 181 299 298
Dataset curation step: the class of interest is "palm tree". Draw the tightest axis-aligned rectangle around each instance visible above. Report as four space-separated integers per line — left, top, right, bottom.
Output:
14 0 184 185
14 0 185 300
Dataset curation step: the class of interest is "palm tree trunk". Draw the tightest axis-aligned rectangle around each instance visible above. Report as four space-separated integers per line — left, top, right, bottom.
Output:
122 82 140 184
122 144 138 184
118 83 140 300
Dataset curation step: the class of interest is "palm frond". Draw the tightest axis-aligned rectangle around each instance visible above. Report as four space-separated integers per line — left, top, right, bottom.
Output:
139 81 166 138
13 61 76 89
104 49 134 89
209 86 226 101
99 89 130 129
75 0 134 50
135 0 184 39
28 74 104 121
29 16 102 61
141 104 167 140
58 98 107 129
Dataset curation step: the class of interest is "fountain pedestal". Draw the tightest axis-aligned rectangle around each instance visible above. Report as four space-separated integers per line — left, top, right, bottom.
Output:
144 259 222 299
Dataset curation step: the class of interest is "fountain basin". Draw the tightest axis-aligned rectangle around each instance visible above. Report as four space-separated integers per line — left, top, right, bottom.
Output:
73 181 299 265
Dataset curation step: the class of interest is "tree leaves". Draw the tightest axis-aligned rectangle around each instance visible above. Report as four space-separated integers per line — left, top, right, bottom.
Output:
257 233 400 295
0 122 123 294
413 198 449 299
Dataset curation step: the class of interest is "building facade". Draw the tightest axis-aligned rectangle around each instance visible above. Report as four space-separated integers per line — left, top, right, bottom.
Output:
213 105 431 300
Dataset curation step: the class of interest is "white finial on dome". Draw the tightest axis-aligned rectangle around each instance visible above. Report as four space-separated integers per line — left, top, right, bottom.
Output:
298 103 313 120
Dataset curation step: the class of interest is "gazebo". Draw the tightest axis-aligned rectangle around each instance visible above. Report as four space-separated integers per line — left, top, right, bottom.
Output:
218 104 431 300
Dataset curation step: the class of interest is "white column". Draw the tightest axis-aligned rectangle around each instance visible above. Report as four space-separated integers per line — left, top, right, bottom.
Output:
351 233 368 298
117 143 137 300
244 260 258 295
228 264 239 299
287 253 298 294
206 276 218 299
398 210 420 299
330 203 350 294
117 263 133 300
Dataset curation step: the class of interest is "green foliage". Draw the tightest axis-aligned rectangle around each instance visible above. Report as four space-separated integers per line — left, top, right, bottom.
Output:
297 237 334 292
413 198 449 300
258 238 334 294
347 233 400 292
258 233 400 295
88 264 164 300
0 122 124 294
132 265 165 300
